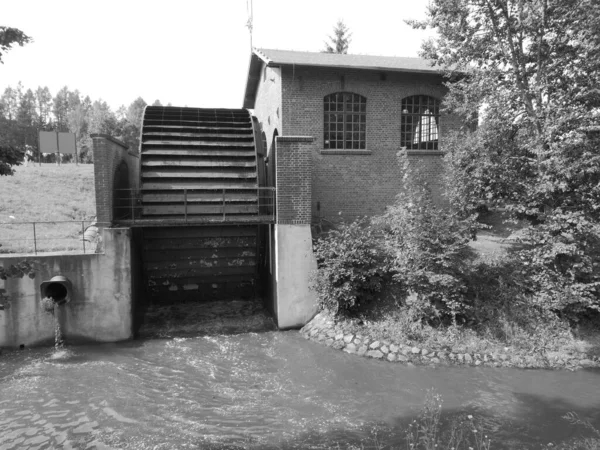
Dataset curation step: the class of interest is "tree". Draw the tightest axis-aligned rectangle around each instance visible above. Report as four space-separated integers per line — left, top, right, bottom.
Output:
0 87 18 121
323 20 352 54
0 27 31 63
411 0 600 316
35 86 53 129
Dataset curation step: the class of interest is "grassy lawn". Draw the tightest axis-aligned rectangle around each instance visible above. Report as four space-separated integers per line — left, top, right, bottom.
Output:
0 163 96 254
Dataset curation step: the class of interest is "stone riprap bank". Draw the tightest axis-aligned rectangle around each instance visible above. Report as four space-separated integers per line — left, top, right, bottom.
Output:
301 312 600 371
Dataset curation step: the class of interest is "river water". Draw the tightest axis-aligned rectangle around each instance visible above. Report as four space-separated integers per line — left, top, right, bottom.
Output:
1 331 600 449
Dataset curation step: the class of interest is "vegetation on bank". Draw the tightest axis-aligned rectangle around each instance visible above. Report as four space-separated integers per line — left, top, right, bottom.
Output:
341 389 600 450
0 164 96 253
312 0 600 364
311 151 600 364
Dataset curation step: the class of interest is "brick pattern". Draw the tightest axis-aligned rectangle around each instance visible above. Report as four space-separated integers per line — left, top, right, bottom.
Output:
91 134 140 225
275 136 313 224
274 66 463 222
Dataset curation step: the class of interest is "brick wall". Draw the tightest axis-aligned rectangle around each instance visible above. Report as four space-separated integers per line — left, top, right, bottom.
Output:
275 136 313 224
275 66 463 222
91 134 140 225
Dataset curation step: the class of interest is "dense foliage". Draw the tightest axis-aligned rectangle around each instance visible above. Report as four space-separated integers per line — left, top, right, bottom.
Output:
377 152 476 320
0 26 31 64
411 0 600 317
312 218 389 314
313 153 477 320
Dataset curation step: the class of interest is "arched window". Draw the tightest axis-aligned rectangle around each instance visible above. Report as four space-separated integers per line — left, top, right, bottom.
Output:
401 95 440 150
324 92 366 150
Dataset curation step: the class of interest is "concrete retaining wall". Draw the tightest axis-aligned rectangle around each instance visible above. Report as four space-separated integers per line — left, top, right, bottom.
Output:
0 228 133 348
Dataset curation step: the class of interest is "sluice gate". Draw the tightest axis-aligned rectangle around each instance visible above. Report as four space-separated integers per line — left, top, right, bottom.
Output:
135 106 269 303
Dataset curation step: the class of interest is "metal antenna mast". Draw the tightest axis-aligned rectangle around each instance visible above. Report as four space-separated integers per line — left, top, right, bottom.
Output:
246 0 254 50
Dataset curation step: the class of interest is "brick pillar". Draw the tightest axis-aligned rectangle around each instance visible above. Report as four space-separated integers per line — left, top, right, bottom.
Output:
91 134 129 226
275 136 313 224
271 135 318 329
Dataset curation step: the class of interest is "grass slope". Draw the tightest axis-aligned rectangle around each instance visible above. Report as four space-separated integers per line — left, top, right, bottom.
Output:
0 163 96 254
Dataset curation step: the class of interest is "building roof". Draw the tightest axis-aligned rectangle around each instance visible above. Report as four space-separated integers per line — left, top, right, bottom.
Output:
256 48 440 73
243 48 444 108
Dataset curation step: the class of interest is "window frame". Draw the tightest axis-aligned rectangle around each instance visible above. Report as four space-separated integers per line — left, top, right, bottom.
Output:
400 95 441 151
323 92 367 151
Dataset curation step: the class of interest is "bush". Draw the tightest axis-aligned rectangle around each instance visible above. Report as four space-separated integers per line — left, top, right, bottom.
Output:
311 217 389 315
517 213 600 320
376 151 477 321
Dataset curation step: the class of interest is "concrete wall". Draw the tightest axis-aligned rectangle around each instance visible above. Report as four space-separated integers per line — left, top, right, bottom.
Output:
268 136 319 329
0 228 133 348
276 66 462 221
274 224 317 329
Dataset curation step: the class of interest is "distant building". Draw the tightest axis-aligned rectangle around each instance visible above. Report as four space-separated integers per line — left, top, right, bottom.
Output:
243 48 462 222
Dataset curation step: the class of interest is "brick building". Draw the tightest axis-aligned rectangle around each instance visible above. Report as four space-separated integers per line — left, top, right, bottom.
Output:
243 48 462 222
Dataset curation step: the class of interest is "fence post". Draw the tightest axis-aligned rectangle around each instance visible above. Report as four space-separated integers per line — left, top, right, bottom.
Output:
222 189 226 221
32 222 37 255
82 220 86 254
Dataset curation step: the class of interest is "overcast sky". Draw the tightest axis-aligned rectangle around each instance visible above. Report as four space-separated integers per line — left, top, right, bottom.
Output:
2 0 435 110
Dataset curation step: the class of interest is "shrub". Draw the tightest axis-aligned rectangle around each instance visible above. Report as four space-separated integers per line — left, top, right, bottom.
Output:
311 217 389 315
376 151 477 321
516 213 600 320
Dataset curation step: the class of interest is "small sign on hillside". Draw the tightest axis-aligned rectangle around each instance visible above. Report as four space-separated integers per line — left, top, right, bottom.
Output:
39 131 77 164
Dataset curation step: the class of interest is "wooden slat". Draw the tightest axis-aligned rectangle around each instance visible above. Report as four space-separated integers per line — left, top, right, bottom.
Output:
141 181 257 190
143 226 257 239
142 192 258 203
144 125 252 131
147 273 257 286
143 140 254 147
145 265 257 277
143 247 256 261
141 170 257 179
143 204 259 215
143 237 256 251
145 257 256 271
143 132 253 139
142 160 256 168
142 149 255 157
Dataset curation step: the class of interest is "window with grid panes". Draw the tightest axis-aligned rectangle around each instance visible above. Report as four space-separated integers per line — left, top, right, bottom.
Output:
323 93 366 150
400 95 440 150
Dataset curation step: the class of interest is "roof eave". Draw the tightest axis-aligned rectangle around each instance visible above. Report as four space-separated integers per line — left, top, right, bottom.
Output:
274 62 445 75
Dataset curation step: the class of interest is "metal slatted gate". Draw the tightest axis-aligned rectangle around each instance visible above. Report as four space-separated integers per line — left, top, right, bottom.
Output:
142 225 259 303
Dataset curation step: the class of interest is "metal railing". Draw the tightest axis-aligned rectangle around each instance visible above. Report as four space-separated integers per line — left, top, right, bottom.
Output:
0 220 105 255
112 187 277 225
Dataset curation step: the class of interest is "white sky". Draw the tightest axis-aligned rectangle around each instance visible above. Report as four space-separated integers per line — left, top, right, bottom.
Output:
2 0 435 111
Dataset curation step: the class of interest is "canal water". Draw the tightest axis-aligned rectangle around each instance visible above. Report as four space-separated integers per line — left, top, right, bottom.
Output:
1 319 600 449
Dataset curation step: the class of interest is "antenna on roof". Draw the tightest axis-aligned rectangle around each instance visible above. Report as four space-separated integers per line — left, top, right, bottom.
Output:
246 0 254 50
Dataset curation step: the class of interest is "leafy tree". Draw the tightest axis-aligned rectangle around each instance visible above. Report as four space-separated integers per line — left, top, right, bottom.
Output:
35 86 53 129
323 19 352 54
0 27 31 63
53 86 70 131
17 88 37 128
411 0 600 316
0 140 24 175
0 87 18 121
